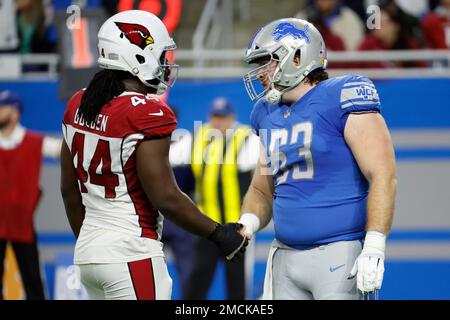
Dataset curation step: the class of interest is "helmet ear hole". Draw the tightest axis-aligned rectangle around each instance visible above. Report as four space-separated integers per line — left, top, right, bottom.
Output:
294 49 301 65
135 54 146 64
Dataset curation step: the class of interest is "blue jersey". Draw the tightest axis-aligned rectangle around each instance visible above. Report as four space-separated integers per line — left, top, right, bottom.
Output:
250 74 381 248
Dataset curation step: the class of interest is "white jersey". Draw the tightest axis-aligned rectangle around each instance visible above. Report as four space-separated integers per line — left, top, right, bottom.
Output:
62 90 177 264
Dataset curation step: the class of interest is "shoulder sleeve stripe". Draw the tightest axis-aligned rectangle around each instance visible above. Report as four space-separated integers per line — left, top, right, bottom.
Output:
342 83 375 90
341 101 380 110
342 81 375 88
340 96 380 107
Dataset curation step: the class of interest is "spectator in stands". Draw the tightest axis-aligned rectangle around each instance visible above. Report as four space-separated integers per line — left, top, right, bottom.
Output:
342 0 367 22
306 12 348 68
0 0 19 52
16 0 56 53
296 0 365 50
379 0 425 47
357 8 426 68
0 90 62 300
306 12 347 51
430 0 442 11
422 0 450 49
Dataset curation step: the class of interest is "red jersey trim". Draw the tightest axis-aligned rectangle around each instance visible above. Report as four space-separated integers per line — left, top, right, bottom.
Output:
120 135 158 240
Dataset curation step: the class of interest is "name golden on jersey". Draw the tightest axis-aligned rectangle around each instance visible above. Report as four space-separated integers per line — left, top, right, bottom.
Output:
74 108 109 133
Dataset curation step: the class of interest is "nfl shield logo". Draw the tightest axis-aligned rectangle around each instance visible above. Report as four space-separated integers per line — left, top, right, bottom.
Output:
284 109 291 118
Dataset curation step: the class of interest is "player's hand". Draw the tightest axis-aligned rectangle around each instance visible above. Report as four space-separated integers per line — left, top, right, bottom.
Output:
238 213 261 241
348 231 386 295
239 225 252 241
207 223 248 261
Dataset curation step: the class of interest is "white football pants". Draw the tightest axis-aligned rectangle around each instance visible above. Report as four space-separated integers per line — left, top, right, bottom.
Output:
78 257 172 300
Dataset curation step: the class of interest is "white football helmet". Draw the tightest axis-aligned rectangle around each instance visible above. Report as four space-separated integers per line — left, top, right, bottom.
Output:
244 18 328 104
97 10 178 95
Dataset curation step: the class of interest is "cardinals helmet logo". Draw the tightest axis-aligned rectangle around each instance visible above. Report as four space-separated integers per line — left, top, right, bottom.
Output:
115 22 155 50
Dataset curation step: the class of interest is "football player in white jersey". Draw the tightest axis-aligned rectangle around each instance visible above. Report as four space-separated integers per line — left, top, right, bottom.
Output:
60 10 247 300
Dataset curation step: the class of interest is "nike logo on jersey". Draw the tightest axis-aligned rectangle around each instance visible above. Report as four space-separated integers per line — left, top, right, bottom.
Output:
148 110 163 116
329 264 346 272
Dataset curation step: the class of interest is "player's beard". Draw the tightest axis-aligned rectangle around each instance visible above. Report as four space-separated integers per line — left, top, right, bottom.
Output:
260 75 283 92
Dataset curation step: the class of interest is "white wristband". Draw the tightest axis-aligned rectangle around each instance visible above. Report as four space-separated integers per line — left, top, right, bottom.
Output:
238 213 260 236
363 231 386 253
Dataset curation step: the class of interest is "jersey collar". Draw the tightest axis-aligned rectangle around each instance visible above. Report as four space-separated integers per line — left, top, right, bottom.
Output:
0 123 25 149
118 91 146 97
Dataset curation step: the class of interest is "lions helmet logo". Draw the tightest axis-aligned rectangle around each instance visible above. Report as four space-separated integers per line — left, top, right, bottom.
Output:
115 22 154 50
272 22 311 44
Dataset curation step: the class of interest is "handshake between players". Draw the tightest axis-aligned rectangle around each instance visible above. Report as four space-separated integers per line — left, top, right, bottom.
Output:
208 223 249 261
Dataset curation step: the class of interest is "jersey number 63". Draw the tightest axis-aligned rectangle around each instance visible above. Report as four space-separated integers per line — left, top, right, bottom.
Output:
268 121 314 185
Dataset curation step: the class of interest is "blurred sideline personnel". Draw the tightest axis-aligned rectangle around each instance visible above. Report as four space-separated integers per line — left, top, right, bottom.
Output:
239 18 396 299
60 10 247 300
0 91 61 300
182 98 259 300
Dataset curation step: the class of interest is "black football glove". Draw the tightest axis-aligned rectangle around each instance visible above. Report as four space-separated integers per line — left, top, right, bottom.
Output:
207 223 248 260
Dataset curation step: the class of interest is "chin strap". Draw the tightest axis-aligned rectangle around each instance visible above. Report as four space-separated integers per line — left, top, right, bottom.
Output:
156 82 168 95
265 87 282 104
142 79 168 95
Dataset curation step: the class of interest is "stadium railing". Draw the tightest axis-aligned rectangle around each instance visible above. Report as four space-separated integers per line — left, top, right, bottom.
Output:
1 49 450 80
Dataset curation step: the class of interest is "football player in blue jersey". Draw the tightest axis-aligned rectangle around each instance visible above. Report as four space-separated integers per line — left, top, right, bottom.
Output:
238 18 397 300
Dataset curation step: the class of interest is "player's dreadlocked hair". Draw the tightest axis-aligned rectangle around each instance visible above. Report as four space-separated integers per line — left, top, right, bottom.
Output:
78 69 132 124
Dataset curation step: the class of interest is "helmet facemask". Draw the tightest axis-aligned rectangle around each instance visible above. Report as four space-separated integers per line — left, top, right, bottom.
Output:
140 46 179 95
244 42 300 103
243 52 282 102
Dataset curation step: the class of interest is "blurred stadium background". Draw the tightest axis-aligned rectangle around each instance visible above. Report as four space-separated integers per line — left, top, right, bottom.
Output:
1 0 450 300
